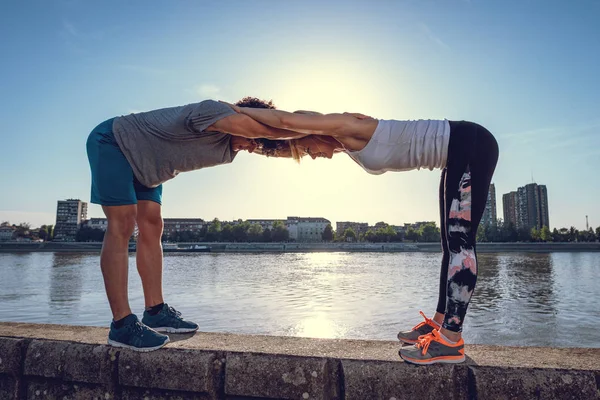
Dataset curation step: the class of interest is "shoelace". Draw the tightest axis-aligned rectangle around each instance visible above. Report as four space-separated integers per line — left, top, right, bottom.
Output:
415 330 441 356
128 321 145 336
166 306 182 319
411 311 436 331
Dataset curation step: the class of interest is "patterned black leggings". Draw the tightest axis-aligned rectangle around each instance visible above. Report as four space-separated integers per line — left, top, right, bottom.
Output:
436 121 499 332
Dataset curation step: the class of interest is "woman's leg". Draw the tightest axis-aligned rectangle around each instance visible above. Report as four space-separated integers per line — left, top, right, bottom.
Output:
441 122 499 337
433 168 449 325
400 121 498 364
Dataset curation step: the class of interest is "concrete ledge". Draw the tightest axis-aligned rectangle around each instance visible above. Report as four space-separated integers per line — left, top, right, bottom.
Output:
0 322 599 399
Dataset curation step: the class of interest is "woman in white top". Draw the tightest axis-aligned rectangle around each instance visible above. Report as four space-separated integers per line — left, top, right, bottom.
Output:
225 101 499 365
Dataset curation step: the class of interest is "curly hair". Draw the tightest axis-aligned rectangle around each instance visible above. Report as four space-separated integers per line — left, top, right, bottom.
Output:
234 96 276 109
234 96 291 158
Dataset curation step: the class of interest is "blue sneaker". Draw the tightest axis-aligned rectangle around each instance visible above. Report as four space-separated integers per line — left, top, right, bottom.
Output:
108 314 169 352
142 303 199 333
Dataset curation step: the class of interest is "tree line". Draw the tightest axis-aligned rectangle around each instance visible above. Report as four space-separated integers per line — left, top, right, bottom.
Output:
4 219 600 243
477 220 600 243
0 222 54 241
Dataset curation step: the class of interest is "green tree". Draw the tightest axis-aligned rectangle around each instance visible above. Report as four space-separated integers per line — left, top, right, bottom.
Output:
38 225 49 241
322 224 334 242
46 225 54 241
551 228 560 242
343 228 357 242
220 224 235 242
206 218 222 241
596 226 600 242
364 229 375 242
476 225 487 242
247 223 263 242
405 227 419 242
262 228 272 242
232 222 249 242
418 222 439 242
568 226 577 242
530 227 540 242
272 221 289 242
15 223 31 239
76 227 105 242
540 226 552 242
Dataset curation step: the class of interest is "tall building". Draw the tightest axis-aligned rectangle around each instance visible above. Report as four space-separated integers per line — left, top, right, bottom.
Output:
481 183 497 226
537 185 550 229
502 191 519 228
54 199 88 241
503 183 549 230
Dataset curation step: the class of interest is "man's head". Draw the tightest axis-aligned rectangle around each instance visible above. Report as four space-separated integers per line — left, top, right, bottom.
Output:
235 96 276 109
234 96 284 156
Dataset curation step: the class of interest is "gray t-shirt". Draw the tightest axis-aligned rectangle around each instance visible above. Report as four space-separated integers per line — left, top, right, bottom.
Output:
112 100 237 187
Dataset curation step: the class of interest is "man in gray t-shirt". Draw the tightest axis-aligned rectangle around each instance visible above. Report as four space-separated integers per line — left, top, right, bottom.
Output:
86 98 300 351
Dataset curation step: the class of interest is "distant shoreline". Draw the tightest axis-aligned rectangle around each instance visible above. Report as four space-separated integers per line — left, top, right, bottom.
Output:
1 241 599 253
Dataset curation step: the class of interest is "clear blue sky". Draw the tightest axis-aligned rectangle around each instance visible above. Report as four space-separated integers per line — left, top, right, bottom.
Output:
1 0 599 230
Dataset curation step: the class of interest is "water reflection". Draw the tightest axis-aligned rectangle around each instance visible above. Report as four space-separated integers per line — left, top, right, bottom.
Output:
49 254 84 319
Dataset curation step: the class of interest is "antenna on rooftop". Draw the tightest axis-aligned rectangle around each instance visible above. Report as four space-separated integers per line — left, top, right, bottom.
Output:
586 215 589 230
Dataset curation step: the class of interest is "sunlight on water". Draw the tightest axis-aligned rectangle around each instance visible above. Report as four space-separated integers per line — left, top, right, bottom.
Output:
0 251 599 347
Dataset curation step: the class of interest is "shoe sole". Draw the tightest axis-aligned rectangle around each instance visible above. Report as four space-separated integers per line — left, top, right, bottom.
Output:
107 336 170 352
151 326 199 333
399 351 465 365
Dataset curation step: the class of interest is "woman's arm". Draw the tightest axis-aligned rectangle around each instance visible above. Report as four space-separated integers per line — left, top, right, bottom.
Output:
220 101 376 139
207 113 308 140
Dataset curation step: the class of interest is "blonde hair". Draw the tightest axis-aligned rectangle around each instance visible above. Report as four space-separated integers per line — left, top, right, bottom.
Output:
289 139 303 163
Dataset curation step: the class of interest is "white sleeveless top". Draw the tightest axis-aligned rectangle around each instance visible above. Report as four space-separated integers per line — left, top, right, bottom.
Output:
346 119 450 175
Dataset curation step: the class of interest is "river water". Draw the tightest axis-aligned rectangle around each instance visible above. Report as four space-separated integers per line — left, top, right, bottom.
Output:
0 251 598 347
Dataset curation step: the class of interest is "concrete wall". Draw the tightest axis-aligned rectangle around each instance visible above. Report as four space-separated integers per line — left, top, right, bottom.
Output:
0 322 598 399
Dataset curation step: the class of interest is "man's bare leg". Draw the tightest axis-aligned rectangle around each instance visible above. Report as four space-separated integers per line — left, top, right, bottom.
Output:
136 200 164 308
101 205 137 321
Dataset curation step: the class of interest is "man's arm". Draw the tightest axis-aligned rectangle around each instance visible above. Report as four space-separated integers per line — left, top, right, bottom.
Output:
207 113 307 140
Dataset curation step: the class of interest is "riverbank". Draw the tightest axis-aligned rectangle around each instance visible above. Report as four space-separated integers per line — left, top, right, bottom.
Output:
0 322 598 399
1 241 600 253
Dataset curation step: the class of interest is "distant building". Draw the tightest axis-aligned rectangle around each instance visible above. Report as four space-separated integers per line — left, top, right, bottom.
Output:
247 219 286 231
481 183 497 226
336 221 369 237
0 225 16 241
54 199 88 241
84 218 108 231
502 191 519 228
286 216 330 242
538 185 550 229
163 218 205 236
504 183 550 230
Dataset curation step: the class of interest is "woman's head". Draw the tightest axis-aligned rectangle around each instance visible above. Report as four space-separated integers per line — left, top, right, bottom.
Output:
249 136 341 161
289 136 342 161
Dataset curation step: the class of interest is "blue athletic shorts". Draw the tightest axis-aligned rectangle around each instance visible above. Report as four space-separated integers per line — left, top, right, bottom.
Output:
86 118 162 206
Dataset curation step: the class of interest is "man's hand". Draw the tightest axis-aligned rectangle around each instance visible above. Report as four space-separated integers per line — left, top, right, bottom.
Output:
219 100 241 113
343 112 373 120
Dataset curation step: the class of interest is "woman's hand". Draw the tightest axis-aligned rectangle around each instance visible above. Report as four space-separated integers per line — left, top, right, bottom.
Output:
219 100 241 113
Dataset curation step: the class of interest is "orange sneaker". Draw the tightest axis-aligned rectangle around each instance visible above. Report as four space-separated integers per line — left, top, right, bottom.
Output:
399 330 465 365
397 311 440 345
